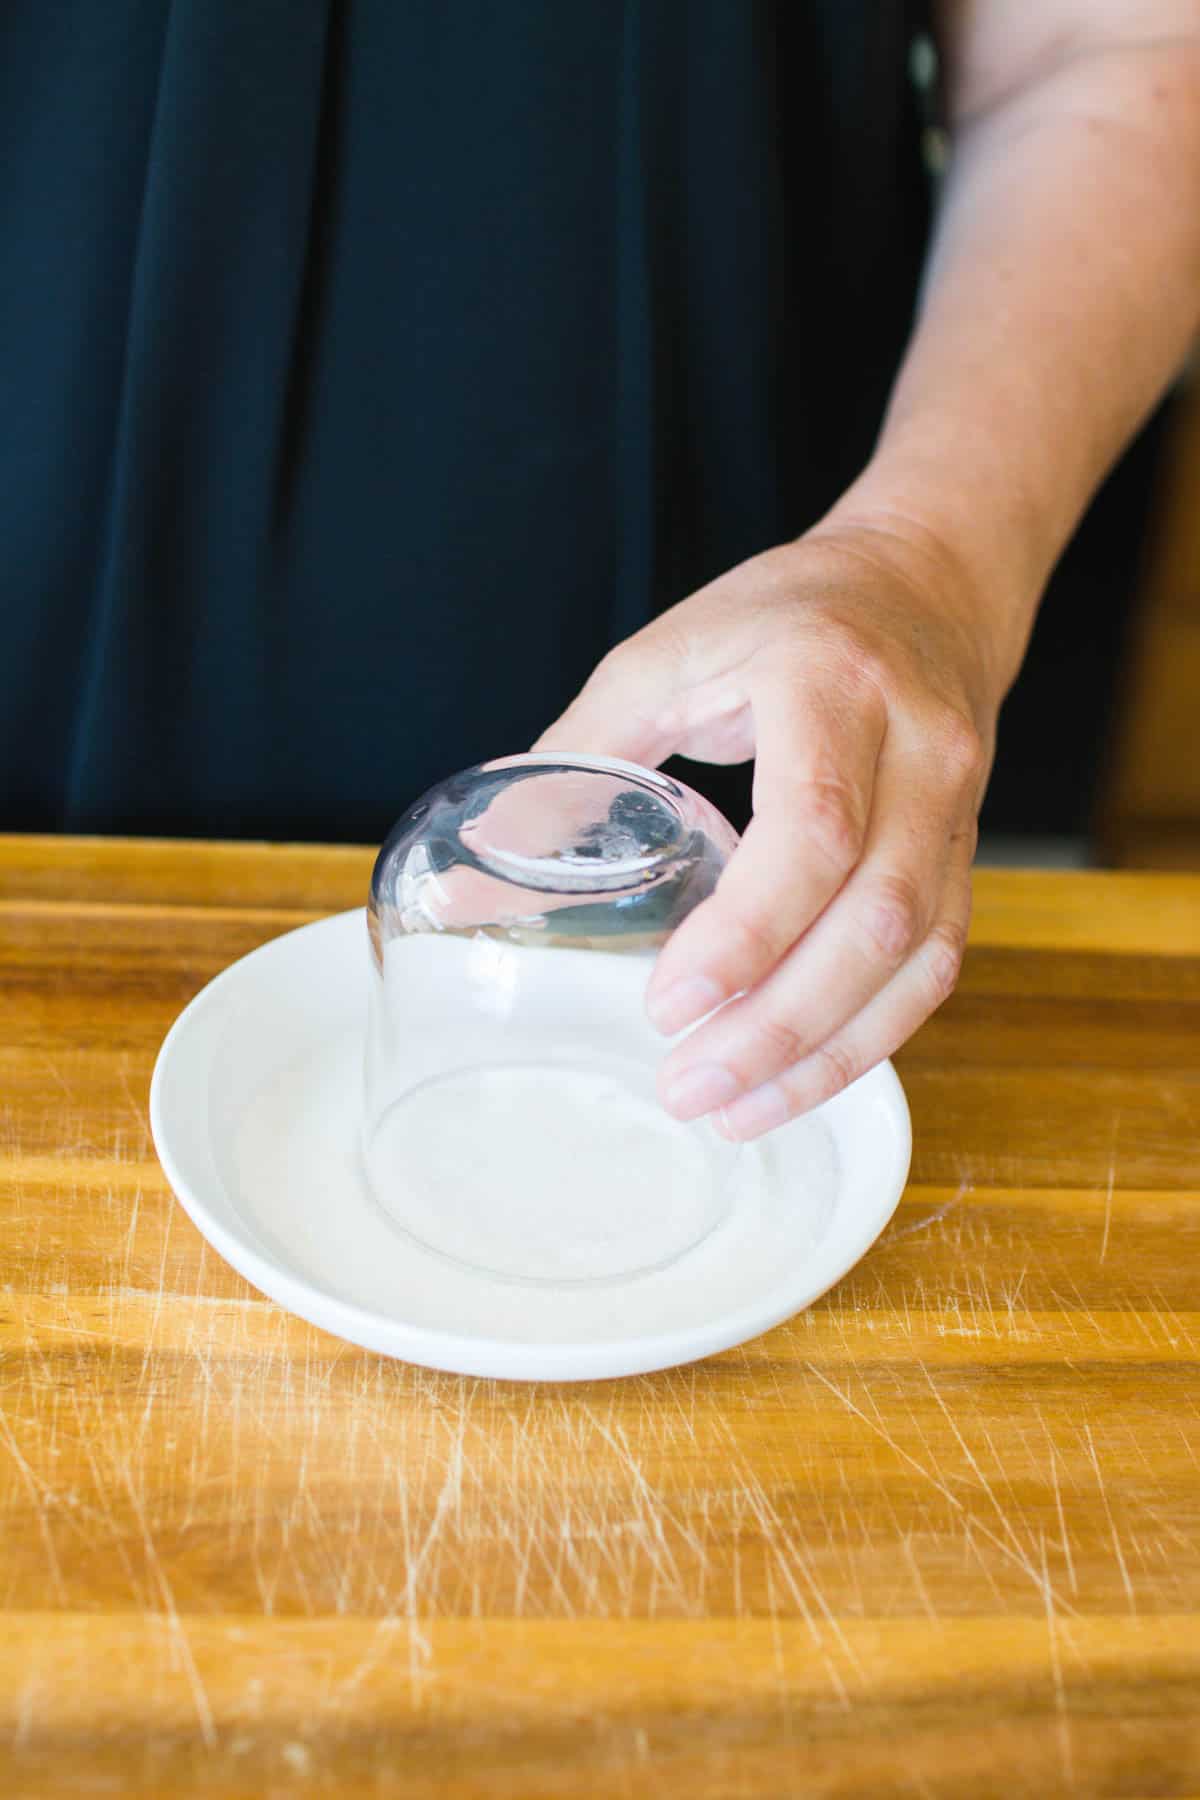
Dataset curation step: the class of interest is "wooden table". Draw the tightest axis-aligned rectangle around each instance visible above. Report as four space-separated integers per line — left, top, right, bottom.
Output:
2 836 1199 1797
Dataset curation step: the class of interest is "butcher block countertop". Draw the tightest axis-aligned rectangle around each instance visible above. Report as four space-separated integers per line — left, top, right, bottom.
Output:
2 833 1199 1798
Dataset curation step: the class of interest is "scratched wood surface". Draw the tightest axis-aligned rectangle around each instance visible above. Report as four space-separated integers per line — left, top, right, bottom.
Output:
2 834 1199 1799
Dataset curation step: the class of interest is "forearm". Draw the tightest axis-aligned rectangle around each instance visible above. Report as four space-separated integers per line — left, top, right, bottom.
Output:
822 25 1200 707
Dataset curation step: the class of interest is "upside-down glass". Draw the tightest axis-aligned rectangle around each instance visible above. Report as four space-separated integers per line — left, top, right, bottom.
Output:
363 753 742 1286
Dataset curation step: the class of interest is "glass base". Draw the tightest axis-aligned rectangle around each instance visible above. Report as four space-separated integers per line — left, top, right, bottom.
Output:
362 1058 733 1286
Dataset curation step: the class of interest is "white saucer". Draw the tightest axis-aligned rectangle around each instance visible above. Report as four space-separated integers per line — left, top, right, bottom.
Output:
149 911 911 1381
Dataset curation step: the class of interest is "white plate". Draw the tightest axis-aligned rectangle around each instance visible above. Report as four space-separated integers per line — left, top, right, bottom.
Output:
150 910 911 1381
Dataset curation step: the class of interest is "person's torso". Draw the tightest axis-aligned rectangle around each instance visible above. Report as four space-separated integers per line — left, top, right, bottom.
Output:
0 0 931 838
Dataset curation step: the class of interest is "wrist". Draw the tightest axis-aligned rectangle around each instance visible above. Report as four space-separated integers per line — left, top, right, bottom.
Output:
811 451 1045 712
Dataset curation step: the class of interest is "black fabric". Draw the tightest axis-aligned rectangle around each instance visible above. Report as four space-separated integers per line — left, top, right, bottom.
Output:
980 402 1168 840
1 1 934 839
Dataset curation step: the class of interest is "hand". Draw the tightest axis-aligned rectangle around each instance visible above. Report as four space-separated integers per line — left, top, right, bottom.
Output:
534 520 998 1139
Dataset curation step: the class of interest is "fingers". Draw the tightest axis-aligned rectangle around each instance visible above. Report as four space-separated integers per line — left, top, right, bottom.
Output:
528 564 986 1148
714 853 974 1139
532 580 764 767
531 625 686 767
657 738 974 1120
645 661 886 1034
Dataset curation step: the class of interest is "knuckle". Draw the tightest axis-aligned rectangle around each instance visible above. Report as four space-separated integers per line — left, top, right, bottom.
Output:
723 907 785 976
591 637 639 686
935 709 987 790
810 1038 858 1101
756 1010 808 1069
860 874 925 965
835 646 890 706
953 818 980 864
635 604 702 681
924 921 968 1004
647 615 693 673
798 780 866 873
593 617 679 686
612 612 712 699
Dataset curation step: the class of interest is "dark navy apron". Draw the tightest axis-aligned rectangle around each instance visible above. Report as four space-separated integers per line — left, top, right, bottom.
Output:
0 1 931 839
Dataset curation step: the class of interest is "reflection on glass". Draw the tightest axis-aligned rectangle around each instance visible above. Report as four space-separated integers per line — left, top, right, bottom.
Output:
363 754 742 1286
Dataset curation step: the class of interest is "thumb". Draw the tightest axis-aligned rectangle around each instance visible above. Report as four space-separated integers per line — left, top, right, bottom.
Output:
532 634 683 766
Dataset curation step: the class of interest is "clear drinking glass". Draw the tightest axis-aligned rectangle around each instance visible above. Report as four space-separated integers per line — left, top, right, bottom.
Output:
363 753 741 1286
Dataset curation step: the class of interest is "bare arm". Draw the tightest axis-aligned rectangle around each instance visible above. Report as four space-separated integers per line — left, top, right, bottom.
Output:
537 2 1200 1139
835 0 1200 701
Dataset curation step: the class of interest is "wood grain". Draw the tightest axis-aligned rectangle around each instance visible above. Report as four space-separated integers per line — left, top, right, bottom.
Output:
2 836 1200 1796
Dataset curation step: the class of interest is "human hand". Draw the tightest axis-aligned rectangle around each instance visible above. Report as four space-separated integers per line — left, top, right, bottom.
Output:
534 520 999 1139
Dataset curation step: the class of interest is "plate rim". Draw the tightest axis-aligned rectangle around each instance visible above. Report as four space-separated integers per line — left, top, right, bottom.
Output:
150 909 913 1381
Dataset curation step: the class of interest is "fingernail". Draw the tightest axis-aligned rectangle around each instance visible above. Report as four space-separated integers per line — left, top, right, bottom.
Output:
646 975 726 1036
661 1062 741 1121
719 1080 791 1141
